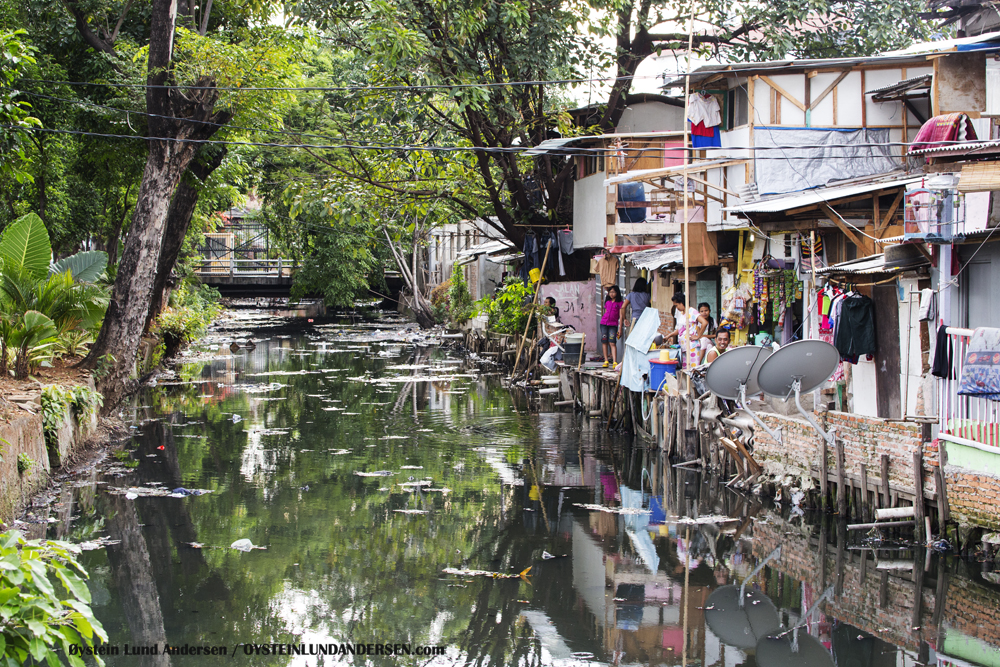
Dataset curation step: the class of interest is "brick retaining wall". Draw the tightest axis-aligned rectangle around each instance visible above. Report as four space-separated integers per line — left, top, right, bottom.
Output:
752 410 934 503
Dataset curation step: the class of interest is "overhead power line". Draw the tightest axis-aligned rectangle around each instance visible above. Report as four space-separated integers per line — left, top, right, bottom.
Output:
0 123 976 159
17 73 659 93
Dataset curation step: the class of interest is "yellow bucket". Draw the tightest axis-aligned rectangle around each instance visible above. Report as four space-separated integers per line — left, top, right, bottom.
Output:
659 348 670 362
529 268 542 284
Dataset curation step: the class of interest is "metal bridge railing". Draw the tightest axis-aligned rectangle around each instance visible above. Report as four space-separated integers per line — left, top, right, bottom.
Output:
194 258 298 278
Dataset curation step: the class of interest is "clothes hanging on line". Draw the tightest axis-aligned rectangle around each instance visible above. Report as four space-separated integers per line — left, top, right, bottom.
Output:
595 253 619 288
931 324 952 378
687 93 721 127
833 294 876 358
918 288 936 322
957 327 1000 400
691 124 721 148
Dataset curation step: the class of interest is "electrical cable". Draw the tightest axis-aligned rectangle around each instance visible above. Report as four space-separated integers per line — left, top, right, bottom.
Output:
0 123 976 158
17 73 660 93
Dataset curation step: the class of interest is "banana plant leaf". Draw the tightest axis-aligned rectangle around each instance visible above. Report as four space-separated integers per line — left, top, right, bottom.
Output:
0 213 51 280
50 251 108 283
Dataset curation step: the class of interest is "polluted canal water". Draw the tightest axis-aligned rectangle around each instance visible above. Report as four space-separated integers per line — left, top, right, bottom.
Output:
27 312 1000 666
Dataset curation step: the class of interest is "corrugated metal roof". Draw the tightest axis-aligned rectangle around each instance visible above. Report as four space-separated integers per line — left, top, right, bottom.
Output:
816 252 929 276
485 252 522 264
725 175 922 214
622 245 683 271
908 139 1000 157
881 32 1000 55
867 74 932 99
456 239 513 259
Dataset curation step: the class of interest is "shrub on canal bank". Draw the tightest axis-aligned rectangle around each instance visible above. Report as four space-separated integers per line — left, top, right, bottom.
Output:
474 278 535 335
0 531 107 665
153 282 222 359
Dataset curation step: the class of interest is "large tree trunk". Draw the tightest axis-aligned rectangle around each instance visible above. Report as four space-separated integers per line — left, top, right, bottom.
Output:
80 0 231 410
145 148 227 331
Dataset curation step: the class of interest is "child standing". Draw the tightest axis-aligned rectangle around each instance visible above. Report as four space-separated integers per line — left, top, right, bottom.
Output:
600 285 624 368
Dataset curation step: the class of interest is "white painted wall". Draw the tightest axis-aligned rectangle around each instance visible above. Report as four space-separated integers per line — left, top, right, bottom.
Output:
899 277 925 417
850 358 879 417
573 171 609 249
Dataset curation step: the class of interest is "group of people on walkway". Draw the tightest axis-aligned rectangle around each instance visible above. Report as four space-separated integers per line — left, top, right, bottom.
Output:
600 282 731 368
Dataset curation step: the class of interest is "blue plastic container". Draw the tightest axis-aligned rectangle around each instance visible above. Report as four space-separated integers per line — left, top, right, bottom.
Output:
649 359 677 391
617 183 647 223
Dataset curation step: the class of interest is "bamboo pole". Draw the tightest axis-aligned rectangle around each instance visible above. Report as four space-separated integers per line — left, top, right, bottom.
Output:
510 239 552 379
681 5 695 371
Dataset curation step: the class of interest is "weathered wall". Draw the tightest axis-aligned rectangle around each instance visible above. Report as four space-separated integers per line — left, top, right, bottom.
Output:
0 413 50 522
942 438 1000 531
754 410 933 498
542 279 599 346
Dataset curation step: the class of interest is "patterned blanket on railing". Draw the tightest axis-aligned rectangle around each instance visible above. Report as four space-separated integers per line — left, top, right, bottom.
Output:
958 327 1000 401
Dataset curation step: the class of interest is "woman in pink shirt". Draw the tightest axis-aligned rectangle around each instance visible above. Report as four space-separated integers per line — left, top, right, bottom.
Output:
600 285 624 368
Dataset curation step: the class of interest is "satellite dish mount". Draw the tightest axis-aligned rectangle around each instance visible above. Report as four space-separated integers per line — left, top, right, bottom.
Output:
737 381 783 445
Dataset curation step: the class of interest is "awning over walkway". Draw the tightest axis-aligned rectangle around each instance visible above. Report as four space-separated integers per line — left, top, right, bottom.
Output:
816 250 928 277
725 175 922 214
622 244 683 271
455 238 516 265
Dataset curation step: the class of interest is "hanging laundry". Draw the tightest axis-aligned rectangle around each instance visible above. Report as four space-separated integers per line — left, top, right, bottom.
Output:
918 288 936 322
691 125 721 148
595 252 619 288
957 327 1000 400
687 93 721 128
931 324 952 378
833 294 876 357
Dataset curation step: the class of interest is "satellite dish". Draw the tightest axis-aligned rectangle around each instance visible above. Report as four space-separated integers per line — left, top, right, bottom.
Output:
756 340 840 447
704 546 782 650
705 346 781 444
705 586 780 650
755 631 836 667
705 346 773 400
757 340 840 398
754 586 835 667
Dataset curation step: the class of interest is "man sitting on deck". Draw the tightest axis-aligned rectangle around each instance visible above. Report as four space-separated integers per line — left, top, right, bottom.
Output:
704 328 731 365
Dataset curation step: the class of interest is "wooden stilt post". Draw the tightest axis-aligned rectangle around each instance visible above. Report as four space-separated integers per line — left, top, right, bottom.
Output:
820 435 828 509
880 454 891 509
836 439 847 516
860 463 870 522
913 449 925 542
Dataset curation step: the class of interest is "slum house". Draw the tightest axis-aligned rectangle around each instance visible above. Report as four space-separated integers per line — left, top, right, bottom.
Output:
527 34 1000 534
658 33 1000 534
494 96 689 359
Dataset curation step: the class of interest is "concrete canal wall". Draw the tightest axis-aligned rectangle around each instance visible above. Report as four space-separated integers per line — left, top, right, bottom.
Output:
0 378 101 523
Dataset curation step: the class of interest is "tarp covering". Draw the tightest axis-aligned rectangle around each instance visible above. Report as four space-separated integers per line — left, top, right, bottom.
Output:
620 308 661 392
754 127 899 196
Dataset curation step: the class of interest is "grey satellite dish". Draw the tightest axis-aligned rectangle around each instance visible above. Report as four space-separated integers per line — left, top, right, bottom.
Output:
704 547 782 650
757 340 840 447
705 346 772 399
756 631 835 667
705 587 779 650
754 586 835 667
705 346 782 444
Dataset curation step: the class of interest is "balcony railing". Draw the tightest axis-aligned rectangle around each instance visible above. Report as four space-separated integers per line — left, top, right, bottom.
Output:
938 327 1000 448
